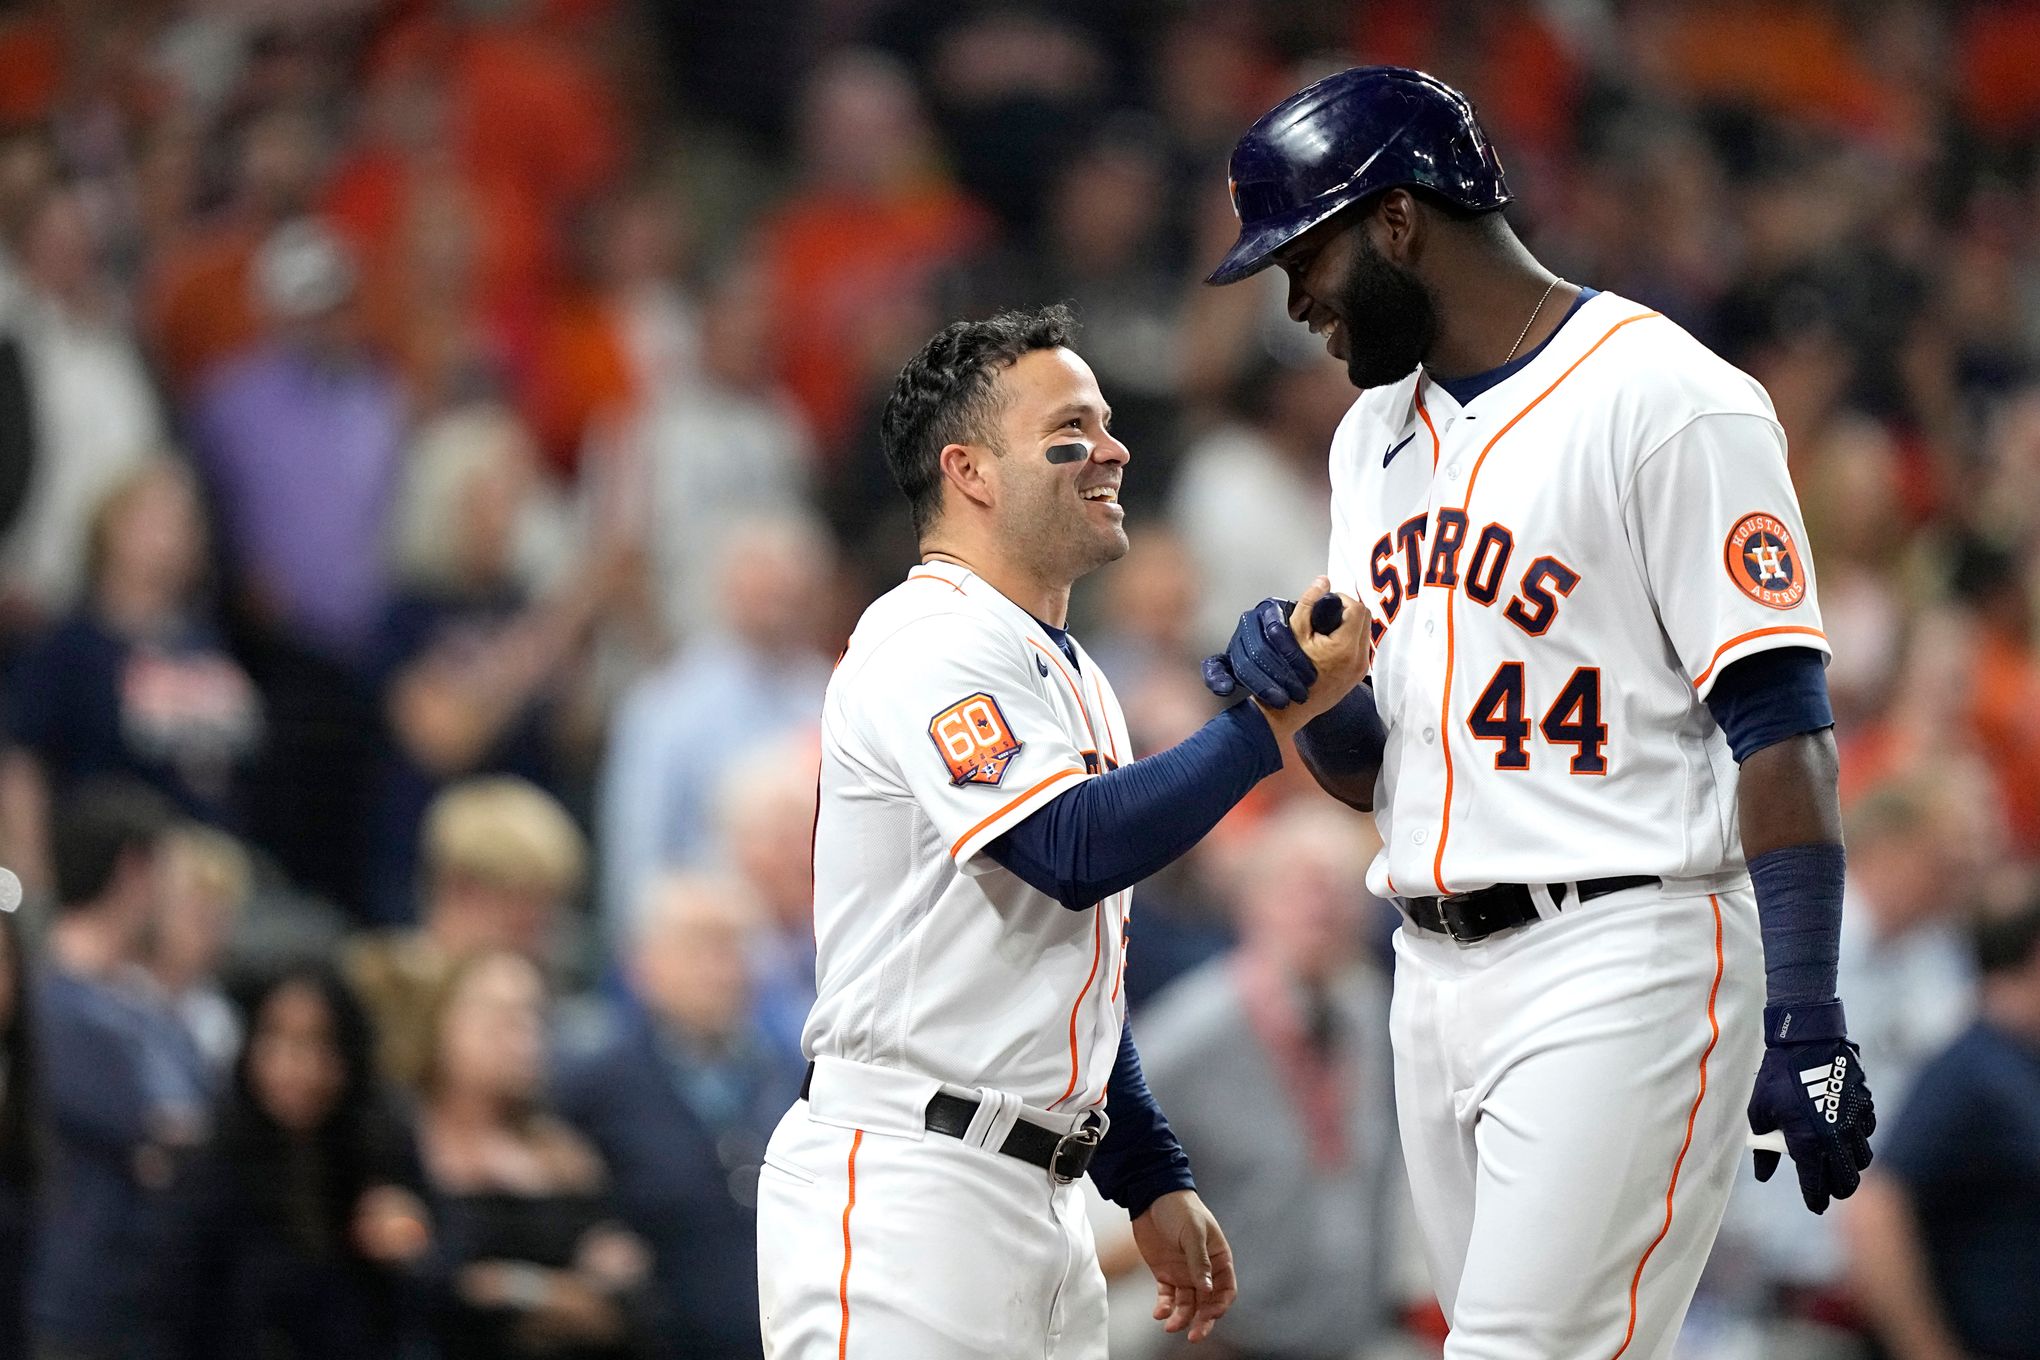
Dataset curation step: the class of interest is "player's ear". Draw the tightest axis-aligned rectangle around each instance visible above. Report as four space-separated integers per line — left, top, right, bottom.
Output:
938 441 998 511
1376 188 1419 264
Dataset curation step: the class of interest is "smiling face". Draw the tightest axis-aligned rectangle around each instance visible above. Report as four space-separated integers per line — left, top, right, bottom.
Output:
1274 207 1440 391
976 346 1132 584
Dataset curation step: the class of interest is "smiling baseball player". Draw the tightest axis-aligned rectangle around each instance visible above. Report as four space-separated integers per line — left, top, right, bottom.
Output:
1201 68 1876 1358
756 304 1370 1358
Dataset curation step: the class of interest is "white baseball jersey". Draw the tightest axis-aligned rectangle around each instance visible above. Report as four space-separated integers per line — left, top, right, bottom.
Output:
802 558 1133 1113
1325 291 1827 900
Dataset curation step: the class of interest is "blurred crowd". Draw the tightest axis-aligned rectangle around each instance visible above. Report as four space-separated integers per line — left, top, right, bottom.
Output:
0 0 2037 1358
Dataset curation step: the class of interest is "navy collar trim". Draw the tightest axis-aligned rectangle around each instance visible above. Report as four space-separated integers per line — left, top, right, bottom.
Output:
1431 286 1600 407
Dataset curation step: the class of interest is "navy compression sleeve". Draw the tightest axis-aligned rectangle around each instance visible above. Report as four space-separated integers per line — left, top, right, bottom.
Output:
985 702 1281 910
1087 1019 1195 1218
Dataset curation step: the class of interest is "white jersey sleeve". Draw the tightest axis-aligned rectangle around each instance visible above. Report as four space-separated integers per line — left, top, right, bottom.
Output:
848 611 1091 873
1621 411 1829 700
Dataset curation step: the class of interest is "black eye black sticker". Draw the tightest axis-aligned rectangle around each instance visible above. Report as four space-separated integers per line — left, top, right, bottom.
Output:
1045 443 1088 465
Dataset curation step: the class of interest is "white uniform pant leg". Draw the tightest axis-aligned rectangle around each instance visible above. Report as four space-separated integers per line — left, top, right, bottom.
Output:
1392 890 1764 1360
757 1103 1108 1360
1390 927 1481 1322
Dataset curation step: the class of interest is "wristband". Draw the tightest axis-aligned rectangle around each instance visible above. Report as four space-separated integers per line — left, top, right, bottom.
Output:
1763 998 1846 1046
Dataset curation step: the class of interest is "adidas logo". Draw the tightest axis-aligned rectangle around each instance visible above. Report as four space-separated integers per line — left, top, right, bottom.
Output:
1799 1056 1848 1124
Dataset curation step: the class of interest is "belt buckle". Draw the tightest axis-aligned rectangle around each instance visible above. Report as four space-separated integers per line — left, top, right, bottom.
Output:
1438 891 1483 943
1050 1121 1101 1184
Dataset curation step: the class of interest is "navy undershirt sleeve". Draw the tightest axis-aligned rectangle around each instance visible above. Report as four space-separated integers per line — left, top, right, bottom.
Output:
1087 1019 1195 1218
1703 647 1833 763
985 702 1281 910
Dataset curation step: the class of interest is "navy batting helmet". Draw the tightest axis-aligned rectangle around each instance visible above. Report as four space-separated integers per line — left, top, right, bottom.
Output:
1205 66 1511 286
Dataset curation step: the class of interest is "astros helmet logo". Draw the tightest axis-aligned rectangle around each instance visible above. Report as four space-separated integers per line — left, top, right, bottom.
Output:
1724 512 1806 610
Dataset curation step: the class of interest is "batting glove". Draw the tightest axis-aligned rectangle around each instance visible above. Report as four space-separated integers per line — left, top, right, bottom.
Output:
1202 598 1315 708
1746 999 1876 1214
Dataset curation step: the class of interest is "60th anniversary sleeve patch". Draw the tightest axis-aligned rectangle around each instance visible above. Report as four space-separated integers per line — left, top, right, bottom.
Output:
929 693 1024 787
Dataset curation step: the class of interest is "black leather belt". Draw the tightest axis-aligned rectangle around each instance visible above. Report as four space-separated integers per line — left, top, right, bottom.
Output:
1399 875 1660 943
799 1064 1101 1183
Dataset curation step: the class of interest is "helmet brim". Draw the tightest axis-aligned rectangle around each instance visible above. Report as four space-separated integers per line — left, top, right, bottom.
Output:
1203 195 1358 286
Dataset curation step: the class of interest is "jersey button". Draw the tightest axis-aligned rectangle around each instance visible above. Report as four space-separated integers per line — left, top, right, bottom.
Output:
1413 828 1429 845
1425 619 1436 635
1423 726 1436 744
1447 463 1461 480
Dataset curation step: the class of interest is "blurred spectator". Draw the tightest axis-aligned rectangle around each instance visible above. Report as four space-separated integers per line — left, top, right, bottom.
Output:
0 458 261 897
756 48 989 456
143 104 326 395
30 780 196 1360
609 257 815 645
419 949 654 1360
153 965 434 1360
140 824 254 1084
1845 892 2040 1360
712 738 821 1055
556 872 804 1360
366 402 629 923
1955 540 2040 860
0 182 165 633
1170 354 1346 645
349 776 585 1090
1140 804 1404 1360
192 217 399 661
190 218 402 909
597 513 832 934
0 910 37 1360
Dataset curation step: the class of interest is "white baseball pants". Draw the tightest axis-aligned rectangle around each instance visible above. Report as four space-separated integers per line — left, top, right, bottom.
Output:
1391 882 1765 1360
757 1056 1109 1360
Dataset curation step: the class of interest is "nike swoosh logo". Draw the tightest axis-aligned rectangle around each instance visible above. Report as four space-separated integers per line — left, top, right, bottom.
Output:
1383 432 1415 467
1037 656 1051 677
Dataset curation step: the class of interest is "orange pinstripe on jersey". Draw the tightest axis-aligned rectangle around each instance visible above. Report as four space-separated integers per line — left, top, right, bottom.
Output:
837 1128 863 1360
1690 625 1828 692
1431 310 1664 892
1050 903 1105 1110
947 767 1085 860
1416 384 1441 470
1608 893 1724 1359
905 570 968 594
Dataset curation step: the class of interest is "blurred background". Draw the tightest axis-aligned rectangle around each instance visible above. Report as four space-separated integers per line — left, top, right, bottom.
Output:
0 0 2036 1357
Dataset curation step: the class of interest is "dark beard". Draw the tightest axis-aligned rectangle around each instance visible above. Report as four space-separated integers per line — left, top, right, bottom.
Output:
1334 234 1438 390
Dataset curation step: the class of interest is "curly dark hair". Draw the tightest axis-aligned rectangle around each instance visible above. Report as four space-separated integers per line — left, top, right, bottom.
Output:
878 304 1078 538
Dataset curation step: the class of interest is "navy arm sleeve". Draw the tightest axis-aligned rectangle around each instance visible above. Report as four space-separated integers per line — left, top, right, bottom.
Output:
985 701 1280 910
1703 647 1832 763
1086 1019 1195 1219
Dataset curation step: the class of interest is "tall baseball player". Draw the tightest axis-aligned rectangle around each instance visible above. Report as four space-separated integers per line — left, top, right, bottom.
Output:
1200 68 1877 1358
756 304 1371 1358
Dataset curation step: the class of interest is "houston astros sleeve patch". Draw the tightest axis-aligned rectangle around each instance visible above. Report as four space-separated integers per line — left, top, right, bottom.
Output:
929 693 1024 786
1724 512 1806 609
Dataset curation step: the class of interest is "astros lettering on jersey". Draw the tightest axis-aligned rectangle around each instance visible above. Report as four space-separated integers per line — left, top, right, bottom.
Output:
1324 291 1826 897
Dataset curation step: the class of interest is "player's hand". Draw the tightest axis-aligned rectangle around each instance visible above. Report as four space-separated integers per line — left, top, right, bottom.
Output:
1747 1000 1876 1214
1132 1189 1237 1343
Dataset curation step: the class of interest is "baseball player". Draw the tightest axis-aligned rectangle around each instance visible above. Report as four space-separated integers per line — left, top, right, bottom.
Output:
755 304 1370 1358
1200 68 1876 1358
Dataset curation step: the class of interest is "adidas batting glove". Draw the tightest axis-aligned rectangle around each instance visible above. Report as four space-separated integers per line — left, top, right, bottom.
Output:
1746 999 1876 1214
